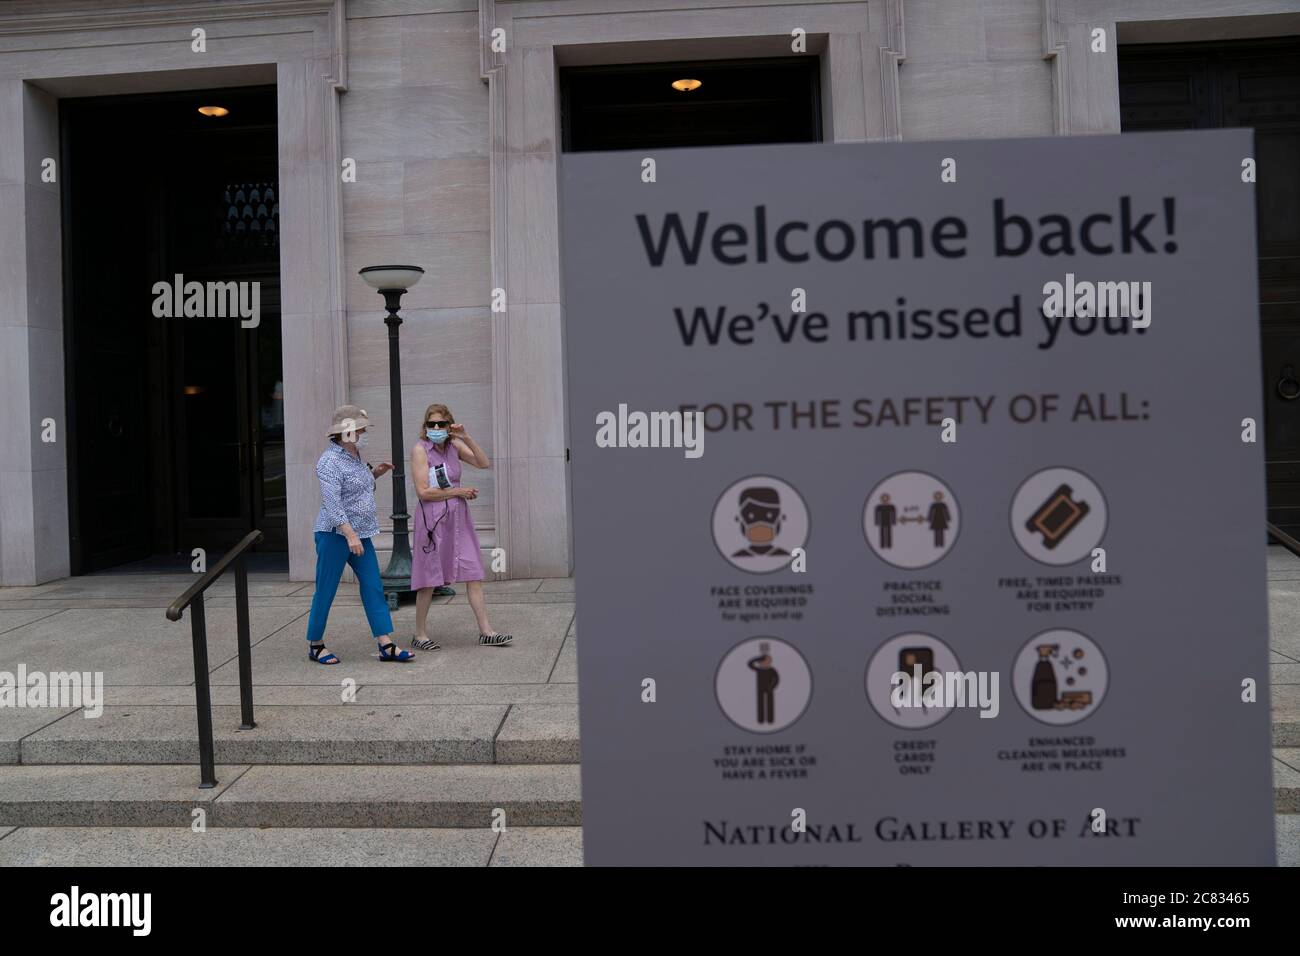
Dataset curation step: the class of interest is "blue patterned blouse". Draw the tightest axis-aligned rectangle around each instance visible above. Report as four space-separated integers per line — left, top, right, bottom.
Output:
313 442 380 538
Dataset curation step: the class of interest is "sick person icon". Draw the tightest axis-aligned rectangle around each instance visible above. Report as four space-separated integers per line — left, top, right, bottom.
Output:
927 491 951 548
748 644 780 724
874 494 897 549
732 486 790 559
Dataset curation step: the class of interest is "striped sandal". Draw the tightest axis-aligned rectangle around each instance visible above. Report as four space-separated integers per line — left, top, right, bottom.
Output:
411 635 441 651
478 633 513 647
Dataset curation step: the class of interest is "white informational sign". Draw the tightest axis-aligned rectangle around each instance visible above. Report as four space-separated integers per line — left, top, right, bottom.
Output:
561 131 1274 865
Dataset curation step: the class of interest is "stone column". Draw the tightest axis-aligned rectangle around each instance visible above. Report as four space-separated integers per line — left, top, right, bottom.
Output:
0 80 69 586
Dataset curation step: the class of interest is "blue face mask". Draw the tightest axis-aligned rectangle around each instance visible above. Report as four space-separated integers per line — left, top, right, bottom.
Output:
427 429 448 443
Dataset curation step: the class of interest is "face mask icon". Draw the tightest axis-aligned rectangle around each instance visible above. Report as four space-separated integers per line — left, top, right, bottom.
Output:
733 486 789 558
712 475 809 574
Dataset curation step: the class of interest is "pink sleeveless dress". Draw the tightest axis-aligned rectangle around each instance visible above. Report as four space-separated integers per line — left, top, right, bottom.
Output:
411 438 486 588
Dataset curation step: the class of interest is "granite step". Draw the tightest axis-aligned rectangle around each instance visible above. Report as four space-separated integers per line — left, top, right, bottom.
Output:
0 756 1292 835
1275 749 1300 813
0 763 582 828
8 704 579 766
0 826 585 866
1272 685 1300 747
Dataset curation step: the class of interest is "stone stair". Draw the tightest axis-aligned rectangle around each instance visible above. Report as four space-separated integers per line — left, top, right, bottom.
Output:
0 697 583 836
0 825 584 866
11 703 579 766
0 764 581 829
1 714 1295 830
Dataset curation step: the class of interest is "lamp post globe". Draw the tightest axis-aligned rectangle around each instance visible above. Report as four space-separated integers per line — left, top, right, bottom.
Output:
359 264 425 609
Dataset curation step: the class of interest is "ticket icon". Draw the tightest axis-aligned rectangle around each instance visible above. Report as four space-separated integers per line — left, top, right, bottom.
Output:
1010 468 1107 566
1025 483 1090 550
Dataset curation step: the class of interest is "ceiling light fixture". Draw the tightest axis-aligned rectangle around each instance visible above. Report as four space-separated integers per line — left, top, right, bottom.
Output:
671 79 702 92
197 106 229 117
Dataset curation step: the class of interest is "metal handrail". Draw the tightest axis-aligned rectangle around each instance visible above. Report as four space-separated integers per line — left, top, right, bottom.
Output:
166 529 264 621
1268 522 1300 559
165 530 263 788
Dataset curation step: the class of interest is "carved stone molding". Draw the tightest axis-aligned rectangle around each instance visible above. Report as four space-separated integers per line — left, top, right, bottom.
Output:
0 0 340 35
479 0 513 570
878 0 905 140
1041 0 1071 134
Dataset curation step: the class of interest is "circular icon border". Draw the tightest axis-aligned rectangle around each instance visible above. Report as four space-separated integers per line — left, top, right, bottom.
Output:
1008 464 1109 567
713 634 814 735
863 631 962 731
710 473 811 576
860 470 962 571
1011 626 1110 726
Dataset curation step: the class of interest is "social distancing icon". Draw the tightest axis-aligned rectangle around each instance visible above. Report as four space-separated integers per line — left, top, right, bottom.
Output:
863 471 959 569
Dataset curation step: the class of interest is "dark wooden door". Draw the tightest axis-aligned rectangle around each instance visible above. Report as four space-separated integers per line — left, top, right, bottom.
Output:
61 88 285 573
60 111 155 572
163 122 284 554
1120 38 1300 533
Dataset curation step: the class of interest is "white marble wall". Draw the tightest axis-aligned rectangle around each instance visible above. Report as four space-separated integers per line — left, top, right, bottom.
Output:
900 0 1054 140
339 1 497 561
2 0 1299 585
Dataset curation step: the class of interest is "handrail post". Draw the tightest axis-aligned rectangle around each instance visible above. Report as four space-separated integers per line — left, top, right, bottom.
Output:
234 556 257 730
188 596 218 789
1267 522 1300 559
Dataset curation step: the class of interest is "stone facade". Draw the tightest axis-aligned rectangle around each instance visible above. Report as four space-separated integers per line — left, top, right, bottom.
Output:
1 0 1297 584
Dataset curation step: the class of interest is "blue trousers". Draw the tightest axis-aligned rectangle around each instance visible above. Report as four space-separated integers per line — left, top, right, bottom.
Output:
306 531 394 643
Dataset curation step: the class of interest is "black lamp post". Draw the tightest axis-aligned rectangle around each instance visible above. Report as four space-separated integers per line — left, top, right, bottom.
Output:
359 264 425 609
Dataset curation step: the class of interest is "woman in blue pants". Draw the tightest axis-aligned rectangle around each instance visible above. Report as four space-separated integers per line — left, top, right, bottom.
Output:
306 404 415 664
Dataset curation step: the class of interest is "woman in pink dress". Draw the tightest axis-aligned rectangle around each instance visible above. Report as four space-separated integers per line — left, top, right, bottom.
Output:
409 403 513 649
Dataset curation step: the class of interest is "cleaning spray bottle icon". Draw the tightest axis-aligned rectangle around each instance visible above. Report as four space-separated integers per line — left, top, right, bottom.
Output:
1031 644 1059 710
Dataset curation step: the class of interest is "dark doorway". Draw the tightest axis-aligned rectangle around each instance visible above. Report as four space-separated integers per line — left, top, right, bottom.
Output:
1119 38 1300 533
560 56 821 152
61 86 286 574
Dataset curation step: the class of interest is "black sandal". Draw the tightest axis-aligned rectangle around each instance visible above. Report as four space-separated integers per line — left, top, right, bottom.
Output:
309 643 340 665
377 641 415 662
